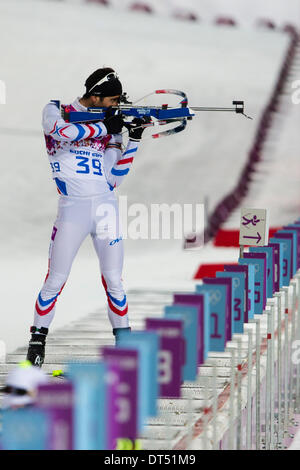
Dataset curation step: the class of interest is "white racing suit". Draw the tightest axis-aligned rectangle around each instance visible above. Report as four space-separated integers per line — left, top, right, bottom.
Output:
33 98 138 331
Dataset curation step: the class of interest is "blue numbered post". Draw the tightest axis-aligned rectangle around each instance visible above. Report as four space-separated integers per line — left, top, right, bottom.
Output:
2 408 49 450
250 247 274 299
67 361 108 450
225 265 249 324
283 225 300 270
205 277 233 342
268 241 283 291
270 237 291 287
238 261 255 320
117 331 159 432
276 230 297 277
242 253 267 314
196 283 228 352
216 271 245 334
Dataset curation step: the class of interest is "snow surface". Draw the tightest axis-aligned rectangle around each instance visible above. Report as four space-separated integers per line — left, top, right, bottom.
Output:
70 0 300 29
0 0 295 357
224 94 300 229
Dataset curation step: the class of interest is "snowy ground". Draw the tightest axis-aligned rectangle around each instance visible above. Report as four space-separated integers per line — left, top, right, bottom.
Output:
68 0 300 29
221 29 300 231
0 0 295 357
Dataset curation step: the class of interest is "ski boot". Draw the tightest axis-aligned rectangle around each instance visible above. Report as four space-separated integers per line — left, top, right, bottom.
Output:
26 326 48 368
113 327 131 346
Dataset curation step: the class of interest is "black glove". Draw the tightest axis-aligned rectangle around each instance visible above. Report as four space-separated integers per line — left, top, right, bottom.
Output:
103 108 124 135
126 116 152 141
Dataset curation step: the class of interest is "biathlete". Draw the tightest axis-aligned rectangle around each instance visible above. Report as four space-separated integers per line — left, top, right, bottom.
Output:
26 67 149 367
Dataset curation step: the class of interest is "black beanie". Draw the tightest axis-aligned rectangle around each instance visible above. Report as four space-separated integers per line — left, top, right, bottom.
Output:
84 67 123 97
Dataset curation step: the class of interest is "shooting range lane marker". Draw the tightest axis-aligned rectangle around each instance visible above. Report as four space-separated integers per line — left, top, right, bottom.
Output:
173 300 294 450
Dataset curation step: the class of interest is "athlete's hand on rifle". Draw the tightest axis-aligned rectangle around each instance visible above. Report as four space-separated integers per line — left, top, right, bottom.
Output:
103 108 124 135
126 116 152 142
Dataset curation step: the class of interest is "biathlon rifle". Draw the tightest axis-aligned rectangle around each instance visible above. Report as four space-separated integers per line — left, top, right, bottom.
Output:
57 89 252 139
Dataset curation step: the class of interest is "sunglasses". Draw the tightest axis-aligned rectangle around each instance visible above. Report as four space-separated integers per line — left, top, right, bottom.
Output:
88 72 119 94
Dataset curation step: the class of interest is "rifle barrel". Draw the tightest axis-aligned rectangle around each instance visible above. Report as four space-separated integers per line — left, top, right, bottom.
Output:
190 106 237 112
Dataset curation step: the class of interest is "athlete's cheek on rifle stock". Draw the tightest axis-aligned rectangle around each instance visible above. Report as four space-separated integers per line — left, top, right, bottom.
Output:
105 96 121 107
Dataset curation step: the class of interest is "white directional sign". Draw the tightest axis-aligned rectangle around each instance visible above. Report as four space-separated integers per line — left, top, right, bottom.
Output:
239 208 269 247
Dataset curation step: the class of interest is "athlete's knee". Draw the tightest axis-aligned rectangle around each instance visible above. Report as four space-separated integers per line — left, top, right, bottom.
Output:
42 270 68 296
101 270 124 295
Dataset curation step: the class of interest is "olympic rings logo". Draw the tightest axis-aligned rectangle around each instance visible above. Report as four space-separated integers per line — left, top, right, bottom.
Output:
209 289 222 305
